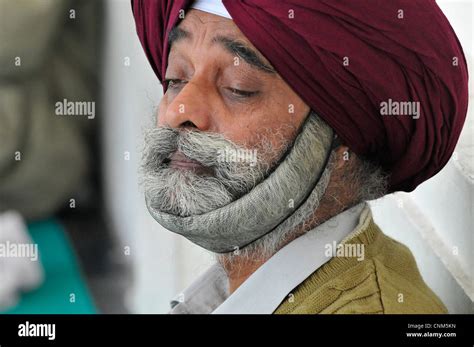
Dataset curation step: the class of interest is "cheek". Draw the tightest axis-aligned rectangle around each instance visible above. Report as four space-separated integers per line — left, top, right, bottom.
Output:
221 102 304 150
155 77 309 151
243 90 308 139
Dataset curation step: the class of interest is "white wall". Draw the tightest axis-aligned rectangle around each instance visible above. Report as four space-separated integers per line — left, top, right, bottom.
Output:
102 0 177 313
102 0 473 313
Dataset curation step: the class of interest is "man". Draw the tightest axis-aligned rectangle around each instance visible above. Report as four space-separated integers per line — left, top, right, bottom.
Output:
132 0 468 313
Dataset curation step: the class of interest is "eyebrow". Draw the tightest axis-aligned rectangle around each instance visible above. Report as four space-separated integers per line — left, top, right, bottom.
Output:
168 26 276 74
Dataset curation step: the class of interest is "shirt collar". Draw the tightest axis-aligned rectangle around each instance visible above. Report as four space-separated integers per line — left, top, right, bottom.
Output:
170 203 367 314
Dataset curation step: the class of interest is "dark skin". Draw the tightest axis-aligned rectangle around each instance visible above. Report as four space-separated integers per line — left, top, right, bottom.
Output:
157 10 307 148
156 10 356 293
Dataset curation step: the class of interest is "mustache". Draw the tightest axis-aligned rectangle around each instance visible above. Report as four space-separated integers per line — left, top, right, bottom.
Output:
140 125 295 217
142 127 243 169
141 126 276 195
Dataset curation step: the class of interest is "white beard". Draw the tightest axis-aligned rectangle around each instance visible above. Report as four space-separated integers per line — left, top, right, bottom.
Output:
142 111 334 254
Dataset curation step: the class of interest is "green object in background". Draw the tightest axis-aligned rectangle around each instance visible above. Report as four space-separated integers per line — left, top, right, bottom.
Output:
2 219 97 314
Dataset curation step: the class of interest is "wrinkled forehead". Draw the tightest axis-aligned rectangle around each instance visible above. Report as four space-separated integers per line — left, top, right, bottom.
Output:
177 9 250 47
170 9 276 74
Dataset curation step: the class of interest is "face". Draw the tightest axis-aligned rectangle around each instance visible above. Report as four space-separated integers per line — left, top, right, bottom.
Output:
142 10 311 217
158 9 309 148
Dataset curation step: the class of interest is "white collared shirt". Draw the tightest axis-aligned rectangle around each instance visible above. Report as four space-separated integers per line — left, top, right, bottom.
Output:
170 203 367 314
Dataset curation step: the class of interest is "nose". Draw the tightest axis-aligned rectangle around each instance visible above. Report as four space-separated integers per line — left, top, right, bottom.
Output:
159 80 213 131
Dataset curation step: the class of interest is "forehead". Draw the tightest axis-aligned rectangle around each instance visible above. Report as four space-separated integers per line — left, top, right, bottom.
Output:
179 9 240 35
171 9 276 74
177 9 256 50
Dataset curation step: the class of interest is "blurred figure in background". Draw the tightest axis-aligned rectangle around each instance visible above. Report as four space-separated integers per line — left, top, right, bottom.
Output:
0 0 101 219
0 0 109 312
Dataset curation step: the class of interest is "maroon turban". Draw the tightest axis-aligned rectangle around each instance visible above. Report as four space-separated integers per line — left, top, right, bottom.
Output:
131 0 469 193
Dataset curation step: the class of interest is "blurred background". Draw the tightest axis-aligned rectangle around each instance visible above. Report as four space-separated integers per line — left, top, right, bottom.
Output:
0 0 472 314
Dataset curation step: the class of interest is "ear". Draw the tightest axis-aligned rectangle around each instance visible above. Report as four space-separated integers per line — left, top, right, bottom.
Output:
333 145 351 170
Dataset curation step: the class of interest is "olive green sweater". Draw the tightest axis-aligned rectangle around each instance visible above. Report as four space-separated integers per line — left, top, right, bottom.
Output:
274 215 447 314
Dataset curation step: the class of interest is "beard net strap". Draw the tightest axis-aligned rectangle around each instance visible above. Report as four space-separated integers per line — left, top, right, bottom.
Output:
146 112 334 253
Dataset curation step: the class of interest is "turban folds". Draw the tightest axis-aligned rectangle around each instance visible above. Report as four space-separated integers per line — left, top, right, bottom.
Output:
131 0 468 193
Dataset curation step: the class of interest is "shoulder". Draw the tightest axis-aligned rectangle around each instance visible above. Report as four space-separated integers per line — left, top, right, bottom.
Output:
368 234 447 314
274 222 447 314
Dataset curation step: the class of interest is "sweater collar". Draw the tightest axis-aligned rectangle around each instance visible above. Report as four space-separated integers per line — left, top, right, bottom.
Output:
170 203 369 314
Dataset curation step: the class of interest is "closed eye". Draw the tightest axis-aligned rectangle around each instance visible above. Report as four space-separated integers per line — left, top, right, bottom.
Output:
165 78 259 99
226 87 259 98
164 78 186 89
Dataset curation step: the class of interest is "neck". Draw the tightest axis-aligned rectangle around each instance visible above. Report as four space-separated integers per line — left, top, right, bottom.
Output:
219 199 342 294
226 258 267 294
218 167 358 294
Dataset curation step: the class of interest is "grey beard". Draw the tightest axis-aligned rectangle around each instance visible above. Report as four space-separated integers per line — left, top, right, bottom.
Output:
142 111 334 253
217 153 334 266
141 124 289 217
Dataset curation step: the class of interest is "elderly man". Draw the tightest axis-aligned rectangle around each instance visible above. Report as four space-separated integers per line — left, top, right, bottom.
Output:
132 0 468 314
